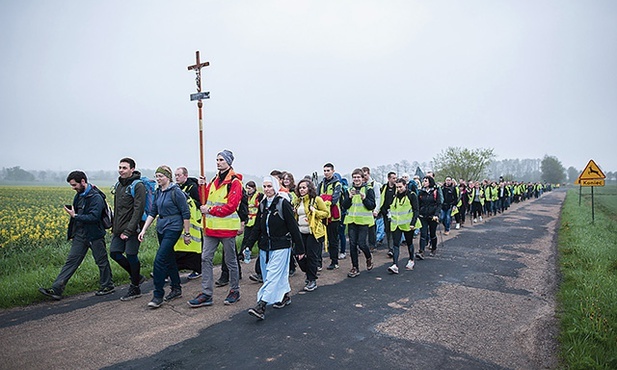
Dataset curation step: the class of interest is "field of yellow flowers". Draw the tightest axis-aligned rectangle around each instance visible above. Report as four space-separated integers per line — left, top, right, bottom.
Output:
0 186 81 248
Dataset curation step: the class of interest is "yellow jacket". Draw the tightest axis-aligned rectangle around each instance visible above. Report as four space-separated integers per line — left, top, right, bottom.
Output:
294 195 330 240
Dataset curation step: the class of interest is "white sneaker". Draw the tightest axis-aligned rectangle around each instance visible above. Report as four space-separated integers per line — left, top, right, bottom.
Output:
406 260 415 270
479 216 483 221
455 223 460 230
473 218 477 223
387 264 399 274
338 253 346 260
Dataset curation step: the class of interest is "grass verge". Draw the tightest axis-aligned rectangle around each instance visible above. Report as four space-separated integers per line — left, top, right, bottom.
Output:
0 229 237 309
557 185 617 369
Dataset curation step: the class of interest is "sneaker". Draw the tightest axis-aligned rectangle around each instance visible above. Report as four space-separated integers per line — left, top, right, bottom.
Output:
304 280 317 292
387 250 393 257
455 223 460 230
473 218 477 223
272 293 291 309
338 253 346 260
387 264 399 274
248 301 266 320
187 271 202 280
366 257 373 271
164 288 182 302
429 250 436 257
215 278 229 287
317 266 323 272
120 285 142 301
147 296 163 309
224 290 240 305
326 263 339 270
249 274 263 283
347 267 360 278
415 251 424 260
187 293 213 308
38 287 62 301
479 216 483 221
406 260 415 270
95 286 115 296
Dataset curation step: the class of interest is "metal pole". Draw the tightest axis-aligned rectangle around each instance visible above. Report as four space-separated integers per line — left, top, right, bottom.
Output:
578 185 581 206
591 186 595 224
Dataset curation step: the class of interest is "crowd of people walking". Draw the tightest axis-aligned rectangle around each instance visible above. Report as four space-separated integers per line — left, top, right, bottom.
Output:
38 150 552 320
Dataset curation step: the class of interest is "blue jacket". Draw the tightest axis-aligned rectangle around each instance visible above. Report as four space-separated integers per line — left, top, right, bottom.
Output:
149 183 191 233
67 184 107 241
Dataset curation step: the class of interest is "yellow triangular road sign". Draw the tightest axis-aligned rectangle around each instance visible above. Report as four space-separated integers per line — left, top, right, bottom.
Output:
578 159 606 180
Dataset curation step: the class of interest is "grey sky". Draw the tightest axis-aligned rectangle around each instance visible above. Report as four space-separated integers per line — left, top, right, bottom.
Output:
1 1 616 179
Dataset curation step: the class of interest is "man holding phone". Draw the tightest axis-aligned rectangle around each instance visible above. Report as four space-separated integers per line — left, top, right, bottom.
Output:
39 171 114 300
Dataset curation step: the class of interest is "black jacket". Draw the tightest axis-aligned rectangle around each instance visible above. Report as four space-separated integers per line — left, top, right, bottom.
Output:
113 171 146 237
441 184 459 209
418 187 442 219
67 185 106 241
245 195 305 255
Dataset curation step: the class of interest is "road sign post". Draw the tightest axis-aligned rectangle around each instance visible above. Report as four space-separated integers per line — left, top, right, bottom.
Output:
575 159 606 223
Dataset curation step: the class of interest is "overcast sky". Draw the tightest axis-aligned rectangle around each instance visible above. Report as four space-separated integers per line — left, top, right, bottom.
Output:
1 0 616 180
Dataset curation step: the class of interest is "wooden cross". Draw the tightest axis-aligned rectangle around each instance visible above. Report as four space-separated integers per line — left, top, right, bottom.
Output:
187 51 209 92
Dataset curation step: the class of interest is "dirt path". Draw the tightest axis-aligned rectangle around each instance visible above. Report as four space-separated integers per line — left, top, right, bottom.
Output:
0 191 564 370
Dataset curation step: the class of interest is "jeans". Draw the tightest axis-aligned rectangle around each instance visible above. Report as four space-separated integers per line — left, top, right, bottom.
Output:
202 236 239 296
419 218 438 252
153 229 182 298
347 223 371 269
52 234 113 294
440 207 453 232
392 228 415 265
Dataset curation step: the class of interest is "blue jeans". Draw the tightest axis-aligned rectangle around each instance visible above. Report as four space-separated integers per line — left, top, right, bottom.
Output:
153 229 182 298
440 207 453 232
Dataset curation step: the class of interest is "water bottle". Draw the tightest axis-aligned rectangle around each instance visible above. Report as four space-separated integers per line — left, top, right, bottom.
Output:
243 247 251 264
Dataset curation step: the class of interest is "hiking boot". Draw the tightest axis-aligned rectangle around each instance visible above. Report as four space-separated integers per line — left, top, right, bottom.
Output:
347 267 360 278
39 287 62 301
187 293 213 308
187 271 202 280
304 280 317 292
224 290 240 305
415 251 424 260
164 288 182 302
248 301 266 320
326 263 339 270
338 253 346 260
120 285 142 301
272 293 291 309
215 278 229 287
406 260 415 270
95 286 115 296
387 264 399 274
366 257 373 271
249 273 263 283
147 296 163 309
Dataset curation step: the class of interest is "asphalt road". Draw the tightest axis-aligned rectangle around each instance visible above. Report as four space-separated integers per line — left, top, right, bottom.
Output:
0 190 564 370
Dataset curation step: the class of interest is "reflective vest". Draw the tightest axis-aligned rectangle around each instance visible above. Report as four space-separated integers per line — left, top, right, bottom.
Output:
468 188 485 206
344 186 374 226
246 192 261 227
205 181 241 231
174 196 203 253
389 194 421 231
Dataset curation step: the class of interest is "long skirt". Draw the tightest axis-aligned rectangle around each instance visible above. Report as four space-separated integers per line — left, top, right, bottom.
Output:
257 248 291 304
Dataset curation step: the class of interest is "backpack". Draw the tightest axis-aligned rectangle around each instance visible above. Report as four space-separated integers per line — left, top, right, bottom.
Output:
113 176 157 222
92 186 113 229
258 196 285 222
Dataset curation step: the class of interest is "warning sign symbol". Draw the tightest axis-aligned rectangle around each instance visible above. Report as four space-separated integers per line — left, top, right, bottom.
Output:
576 159 606 184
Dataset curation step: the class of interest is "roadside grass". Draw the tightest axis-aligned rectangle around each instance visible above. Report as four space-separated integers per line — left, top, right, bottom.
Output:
558 185 617 369
0 230 232 309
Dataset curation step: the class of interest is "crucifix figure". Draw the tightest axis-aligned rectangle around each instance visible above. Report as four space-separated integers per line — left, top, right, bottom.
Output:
187 51 210 96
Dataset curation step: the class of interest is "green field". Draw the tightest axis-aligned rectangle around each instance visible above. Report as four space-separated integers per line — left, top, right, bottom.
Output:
557 185 617 369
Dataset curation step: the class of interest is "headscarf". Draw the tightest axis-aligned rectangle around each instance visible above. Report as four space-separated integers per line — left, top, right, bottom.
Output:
217 149 234 166
156 166 173 181
263 175 280 196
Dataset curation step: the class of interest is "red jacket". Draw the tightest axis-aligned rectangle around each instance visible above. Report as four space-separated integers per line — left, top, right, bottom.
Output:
200 169 243 238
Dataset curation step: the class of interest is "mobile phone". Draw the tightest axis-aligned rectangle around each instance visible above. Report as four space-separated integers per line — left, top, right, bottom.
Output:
64 204 73 210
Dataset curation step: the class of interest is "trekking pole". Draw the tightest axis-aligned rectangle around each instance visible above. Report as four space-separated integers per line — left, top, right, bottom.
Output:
187 51 210 229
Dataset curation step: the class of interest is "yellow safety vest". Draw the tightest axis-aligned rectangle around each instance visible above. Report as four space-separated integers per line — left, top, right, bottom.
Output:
205 181 241 231
174 196 203 253
390 194 422 232
246 192 260 227
344 187 374 226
